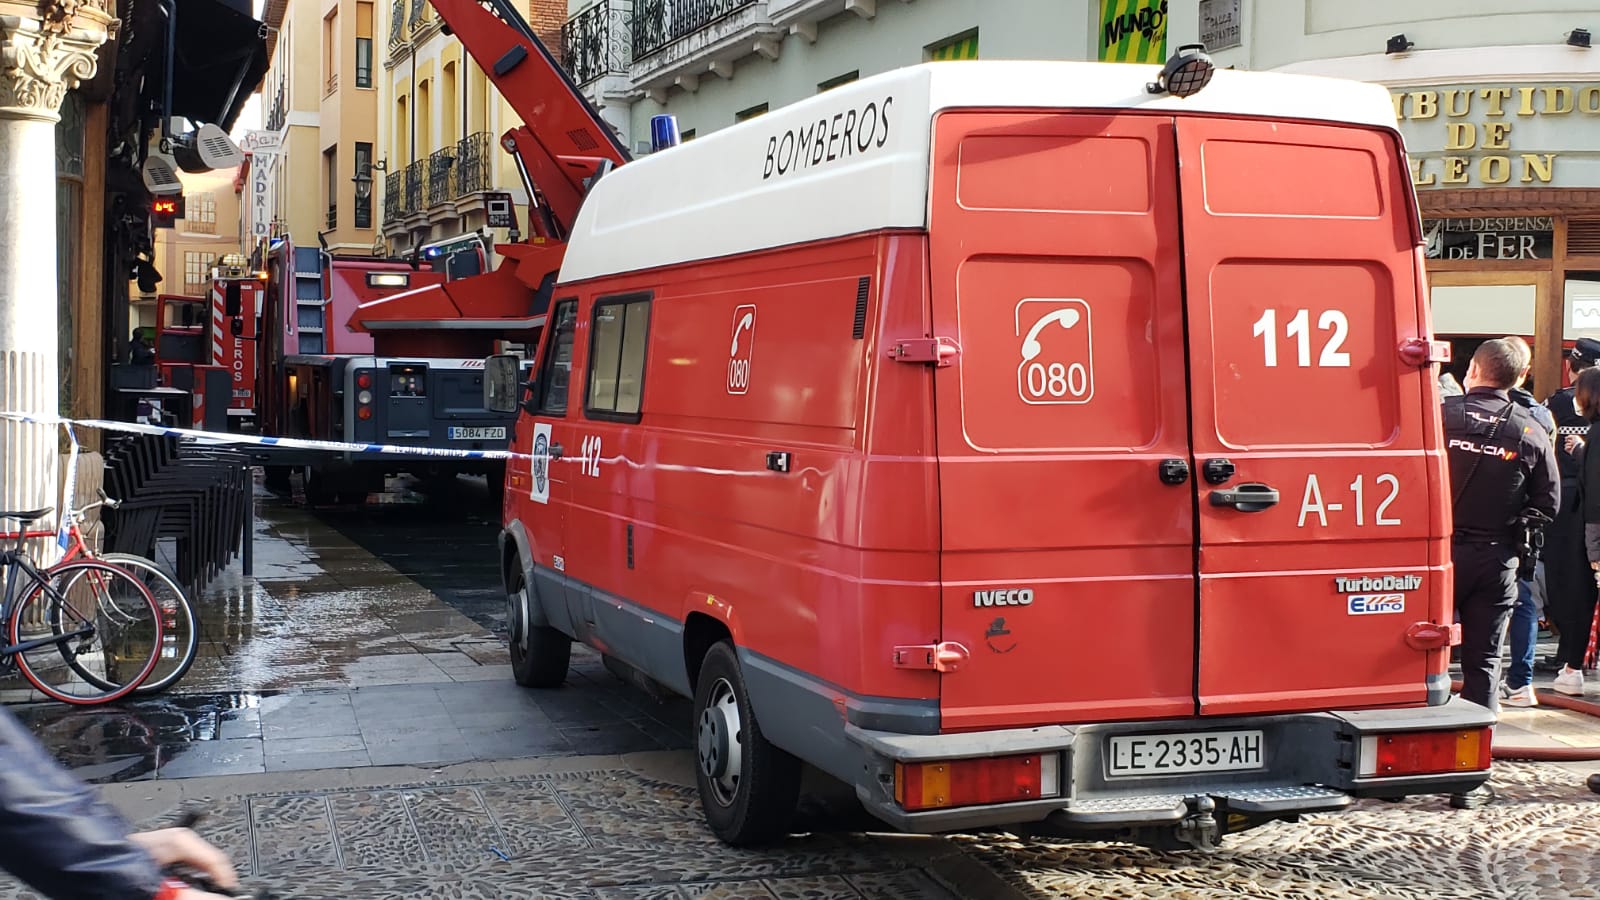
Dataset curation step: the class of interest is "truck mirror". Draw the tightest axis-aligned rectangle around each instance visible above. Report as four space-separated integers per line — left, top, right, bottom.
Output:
484 354 523 413
224 282 242 317
230 317 243 337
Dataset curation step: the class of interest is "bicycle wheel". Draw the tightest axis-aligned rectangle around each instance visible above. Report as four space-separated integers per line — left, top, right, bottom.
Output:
10 561 163 704
65 553 198 695
103 554 197 694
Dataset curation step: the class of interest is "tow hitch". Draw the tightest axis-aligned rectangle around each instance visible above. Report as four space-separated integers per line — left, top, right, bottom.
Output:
1175 795 1220 851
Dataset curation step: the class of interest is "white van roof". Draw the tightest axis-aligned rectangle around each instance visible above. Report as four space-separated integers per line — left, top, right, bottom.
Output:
559 60 1399 284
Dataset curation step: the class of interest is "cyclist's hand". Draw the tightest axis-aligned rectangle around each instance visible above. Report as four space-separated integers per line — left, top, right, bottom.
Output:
128 828 238 890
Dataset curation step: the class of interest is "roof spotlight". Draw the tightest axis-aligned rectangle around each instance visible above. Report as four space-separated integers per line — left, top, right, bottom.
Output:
1147 44 1215 98
1568 27 1591 48
1386 33 1414 54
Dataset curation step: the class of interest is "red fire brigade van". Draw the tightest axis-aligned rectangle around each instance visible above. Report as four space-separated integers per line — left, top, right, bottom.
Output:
484 55 1493 850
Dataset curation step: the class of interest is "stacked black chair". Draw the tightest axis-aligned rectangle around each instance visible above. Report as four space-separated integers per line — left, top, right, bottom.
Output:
101 434 251 598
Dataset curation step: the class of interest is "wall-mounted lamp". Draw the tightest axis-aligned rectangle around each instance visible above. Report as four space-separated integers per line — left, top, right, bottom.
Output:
1568 27 1591 48
351 159 390 202
1386 33 1413 54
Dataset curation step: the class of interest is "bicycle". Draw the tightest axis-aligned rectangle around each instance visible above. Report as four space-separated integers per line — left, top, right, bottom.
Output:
0 507 165 704
3 492 201 695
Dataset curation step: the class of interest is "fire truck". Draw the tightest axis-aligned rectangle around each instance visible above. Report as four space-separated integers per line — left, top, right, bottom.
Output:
244 237 533 504
151 262 264 433
427 0 1499 851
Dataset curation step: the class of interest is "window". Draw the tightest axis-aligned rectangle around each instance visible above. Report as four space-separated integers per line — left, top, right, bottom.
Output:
324 146 338 229
183 193 217 234
537 300 578 414
586 294 651 420
355 1 373 87
184 252 217 291
354 142 373 228
926 29 979 61
818 71 858 93
735 103 768 122
323 10 338 94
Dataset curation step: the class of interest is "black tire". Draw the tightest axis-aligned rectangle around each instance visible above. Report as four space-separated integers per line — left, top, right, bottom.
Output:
506 568 570 687
263 466 293 493
693 641 801 845
303 467 337 506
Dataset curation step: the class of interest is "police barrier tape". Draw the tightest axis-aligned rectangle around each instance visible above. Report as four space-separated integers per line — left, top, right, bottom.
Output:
0 411 528 565
0 412 529 461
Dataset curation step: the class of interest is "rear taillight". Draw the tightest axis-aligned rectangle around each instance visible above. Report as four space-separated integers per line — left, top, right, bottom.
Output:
356 372 372 389
894 754 1059 811
1359 728 1491 777
354 369 373 421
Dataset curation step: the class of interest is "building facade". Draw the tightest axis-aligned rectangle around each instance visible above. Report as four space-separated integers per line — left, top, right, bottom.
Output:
1208 0 1600 397
259 0 384 258
378 0 567 260
561 0 1198 151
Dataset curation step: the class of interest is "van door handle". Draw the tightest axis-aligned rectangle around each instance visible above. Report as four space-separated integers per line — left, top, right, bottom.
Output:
1210 483 1279 512
548 442 564 459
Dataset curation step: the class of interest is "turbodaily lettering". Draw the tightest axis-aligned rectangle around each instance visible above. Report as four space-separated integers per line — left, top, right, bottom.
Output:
1333 575 1423 593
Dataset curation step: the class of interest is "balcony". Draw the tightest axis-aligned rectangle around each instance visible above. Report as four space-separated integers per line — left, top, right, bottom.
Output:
404 160 424 213
326 204 338 230
388 0 405 49
453 132 492 197
768 0 876 42
383 170 404 225
324 72 338 97
628 0 779 101
426 148 455 208
563 0 632 88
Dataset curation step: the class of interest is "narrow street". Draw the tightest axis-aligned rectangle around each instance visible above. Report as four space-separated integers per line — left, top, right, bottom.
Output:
0 483 1597 898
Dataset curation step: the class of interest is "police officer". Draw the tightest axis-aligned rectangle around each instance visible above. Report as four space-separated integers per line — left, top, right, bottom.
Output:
1543 337 1600 683
1500 337 1555 708
1446 339 1560 702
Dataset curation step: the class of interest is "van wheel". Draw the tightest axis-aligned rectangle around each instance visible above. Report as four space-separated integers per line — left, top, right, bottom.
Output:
693 641 801 846
506 569 570 687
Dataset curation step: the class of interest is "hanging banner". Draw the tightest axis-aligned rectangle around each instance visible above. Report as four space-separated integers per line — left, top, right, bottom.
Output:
249 153 277 240
1099 0 1169 64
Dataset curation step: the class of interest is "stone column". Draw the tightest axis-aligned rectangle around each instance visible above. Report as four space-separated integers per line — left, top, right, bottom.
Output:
0 0 113 538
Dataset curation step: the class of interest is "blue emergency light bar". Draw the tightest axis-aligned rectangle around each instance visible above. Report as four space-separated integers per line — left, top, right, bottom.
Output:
650 115 681 153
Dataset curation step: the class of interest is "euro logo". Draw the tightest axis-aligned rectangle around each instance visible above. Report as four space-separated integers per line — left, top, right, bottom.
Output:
1347 594 1405 615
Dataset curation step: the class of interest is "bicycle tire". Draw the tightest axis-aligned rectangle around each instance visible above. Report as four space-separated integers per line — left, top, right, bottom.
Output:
10 560 163 705
57 553 198 695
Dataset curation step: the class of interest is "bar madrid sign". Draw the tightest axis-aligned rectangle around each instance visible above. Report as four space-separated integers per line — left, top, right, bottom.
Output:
1392 83 1600 189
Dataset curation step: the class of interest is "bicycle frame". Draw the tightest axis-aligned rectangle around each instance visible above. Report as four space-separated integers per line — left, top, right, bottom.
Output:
0 550 99 661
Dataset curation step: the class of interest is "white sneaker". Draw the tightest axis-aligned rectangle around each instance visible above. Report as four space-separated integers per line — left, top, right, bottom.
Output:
1503 684 1539 708
1553 666 1585 696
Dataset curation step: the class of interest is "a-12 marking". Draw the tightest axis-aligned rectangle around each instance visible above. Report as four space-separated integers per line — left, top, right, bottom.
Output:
1297 472 1401 528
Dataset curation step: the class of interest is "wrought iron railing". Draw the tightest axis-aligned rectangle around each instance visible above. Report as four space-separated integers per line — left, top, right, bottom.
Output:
453 132 492 197
383 171 403 223
326 204 338 230
563 0 632 87
404 159 424 212
427 148 455 207
324 73 338 96
632 0 753 61
409 0 427 32
388 0 406 49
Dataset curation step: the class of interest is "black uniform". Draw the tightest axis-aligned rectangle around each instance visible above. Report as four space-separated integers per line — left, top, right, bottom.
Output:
1444 386 1559 713
1546 382 1599 670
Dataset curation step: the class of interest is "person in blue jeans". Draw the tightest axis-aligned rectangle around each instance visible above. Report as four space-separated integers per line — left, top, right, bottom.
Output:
1503 336 1556 708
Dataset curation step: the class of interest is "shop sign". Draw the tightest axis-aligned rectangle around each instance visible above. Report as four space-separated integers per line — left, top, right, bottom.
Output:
1422 216 1554 260
1098 0 1167 64
1392 83 1600 190
250 154 277 240
1199 0 1241 51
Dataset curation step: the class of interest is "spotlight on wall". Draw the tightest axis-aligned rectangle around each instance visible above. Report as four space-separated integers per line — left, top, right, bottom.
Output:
170 124 247 173
1386 33 1414 54
1568 27 1591 48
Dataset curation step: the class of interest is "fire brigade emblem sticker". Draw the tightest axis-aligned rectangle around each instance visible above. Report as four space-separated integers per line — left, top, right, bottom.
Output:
530 422 553 504
1016 298 1094 405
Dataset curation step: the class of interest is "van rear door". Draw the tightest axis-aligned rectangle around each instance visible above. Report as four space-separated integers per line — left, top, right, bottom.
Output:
926 112 1197 731
1174 117 1435 715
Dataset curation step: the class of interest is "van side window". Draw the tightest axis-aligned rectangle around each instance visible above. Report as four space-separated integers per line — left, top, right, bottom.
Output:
537 299 578 415
586 294 651 421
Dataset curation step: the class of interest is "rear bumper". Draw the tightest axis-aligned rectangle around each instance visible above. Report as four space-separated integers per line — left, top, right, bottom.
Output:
843 699 1496 834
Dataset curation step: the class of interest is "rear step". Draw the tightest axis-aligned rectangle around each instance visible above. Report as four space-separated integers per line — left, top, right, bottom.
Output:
1059 784 1351 826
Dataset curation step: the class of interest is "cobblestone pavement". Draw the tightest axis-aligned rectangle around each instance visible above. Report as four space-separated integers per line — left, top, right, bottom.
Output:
0 755 1595 899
